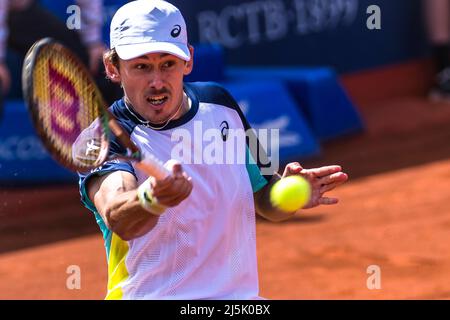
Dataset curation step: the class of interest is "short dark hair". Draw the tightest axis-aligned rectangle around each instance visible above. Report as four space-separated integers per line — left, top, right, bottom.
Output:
103 48 120 69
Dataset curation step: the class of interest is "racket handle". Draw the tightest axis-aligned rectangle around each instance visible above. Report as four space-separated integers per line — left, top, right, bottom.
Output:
137 179 167 216
135 154 170 180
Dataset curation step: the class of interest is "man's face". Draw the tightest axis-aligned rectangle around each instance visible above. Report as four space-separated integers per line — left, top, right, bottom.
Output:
111 48 193 124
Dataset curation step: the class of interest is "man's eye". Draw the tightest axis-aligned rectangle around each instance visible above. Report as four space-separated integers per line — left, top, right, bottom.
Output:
162 61 175 69
135 64 148 70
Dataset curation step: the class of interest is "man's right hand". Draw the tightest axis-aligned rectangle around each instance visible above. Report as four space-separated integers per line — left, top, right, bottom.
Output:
151 160 193 208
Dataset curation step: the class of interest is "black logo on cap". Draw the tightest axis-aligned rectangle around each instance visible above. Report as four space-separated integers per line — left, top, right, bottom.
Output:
171 25 181 38
220 121 229 142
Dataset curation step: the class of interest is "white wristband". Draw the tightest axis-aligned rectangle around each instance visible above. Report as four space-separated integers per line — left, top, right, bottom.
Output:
137 179 166 216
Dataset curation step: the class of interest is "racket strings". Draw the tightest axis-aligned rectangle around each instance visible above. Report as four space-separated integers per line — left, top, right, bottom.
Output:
31 44 108 170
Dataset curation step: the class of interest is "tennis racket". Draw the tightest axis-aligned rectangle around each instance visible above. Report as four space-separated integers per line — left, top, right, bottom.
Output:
21 37 169 180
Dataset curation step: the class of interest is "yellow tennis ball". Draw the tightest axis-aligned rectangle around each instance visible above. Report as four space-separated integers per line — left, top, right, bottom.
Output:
270 176 311 212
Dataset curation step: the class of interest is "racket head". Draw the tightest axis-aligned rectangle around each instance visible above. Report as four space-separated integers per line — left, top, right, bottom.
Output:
22 38 110 172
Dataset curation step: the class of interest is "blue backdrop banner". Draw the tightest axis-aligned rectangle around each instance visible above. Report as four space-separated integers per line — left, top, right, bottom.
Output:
0 101 77 185
221 80 321 164
40 0 429 73
170 0 429 73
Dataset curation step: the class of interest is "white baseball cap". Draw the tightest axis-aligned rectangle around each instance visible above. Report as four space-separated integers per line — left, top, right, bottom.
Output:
110 0 190 61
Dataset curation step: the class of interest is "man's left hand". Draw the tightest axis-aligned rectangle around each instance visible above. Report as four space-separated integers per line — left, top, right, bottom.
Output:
281 162 348 209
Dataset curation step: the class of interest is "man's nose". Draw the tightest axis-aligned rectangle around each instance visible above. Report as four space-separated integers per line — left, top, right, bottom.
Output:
148 71 164 90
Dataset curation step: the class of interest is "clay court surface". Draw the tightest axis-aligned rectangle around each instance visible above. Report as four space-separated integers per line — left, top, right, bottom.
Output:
1 62 450 299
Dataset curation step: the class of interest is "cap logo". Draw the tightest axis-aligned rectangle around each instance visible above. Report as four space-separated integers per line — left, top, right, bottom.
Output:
171 25 181 38
115 19 131 33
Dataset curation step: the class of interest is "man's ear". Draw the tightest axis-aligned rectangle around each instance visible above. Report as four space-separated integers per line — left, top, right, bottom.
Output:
183 45 194 76
104 56 121 83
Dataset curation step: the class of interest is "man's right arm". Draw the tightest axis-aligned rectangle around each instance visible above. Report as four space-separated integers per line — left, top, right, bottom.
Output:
86 161 193 241
87 170 160 241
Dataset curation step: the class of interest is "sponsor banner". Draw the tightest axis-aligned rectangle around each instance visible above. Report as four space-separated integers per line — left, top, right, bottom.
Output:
170 0 429 73
221 80 321 161
226 67 364 140
41 0 428 73
0 101 77 185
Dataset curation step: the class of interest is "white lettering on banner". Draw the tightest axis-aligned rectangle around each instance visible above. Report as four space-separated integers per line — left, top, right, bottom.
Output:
264 1 288 41
294 0 359 33
0 136 48 161
197 0 359 48
243 2 263 44
219 6 246 48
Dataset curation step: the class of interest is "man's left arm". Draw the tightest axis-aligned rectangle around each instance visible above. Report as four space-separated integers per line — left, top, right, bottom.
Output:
254 162 348 222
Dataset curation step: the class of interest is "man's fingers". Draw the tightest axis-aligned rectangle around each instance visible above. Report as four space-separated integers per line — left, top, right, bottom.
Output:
156 180 192 206
152 160 186 193
153 176 181 195
317 172 348 186
165 159 184 178
309 165 343 178
282 162 303 177
318 197 339 205
157 195 183 207
320 180 346 194
152 176 175 193
165 186 192 206
153 175 192 201
173 178 193 201
172 163 184 178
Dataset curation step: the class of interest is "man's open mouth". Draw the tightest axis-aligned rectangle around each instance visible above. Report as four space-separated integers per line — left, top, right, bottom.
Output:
147 95 169 106
147 94 169 111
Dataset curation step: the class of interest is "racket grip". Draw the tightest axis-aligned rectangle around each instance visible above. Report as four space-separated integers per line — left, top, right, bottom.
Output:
135 154 170 180
137 179 166 216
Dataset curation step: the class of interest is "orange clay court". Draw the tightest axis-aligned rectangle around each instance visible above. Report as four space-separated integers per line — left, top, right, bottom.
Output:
1 60 450 299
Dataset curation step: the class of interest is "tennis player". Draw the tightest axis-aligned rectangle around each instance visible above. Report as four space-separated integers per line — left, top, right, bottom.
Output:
79 0 348 300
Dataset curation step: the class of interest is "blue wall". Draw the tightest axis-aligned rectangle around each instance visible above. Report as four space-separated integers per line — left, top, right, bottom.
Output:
39 0 430 74
170 0 430 73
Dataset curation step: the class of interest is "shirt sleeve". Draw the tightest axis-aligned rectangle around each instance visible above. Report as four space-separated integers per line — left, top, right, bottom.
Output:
76 0 103 45
78 100 139 212
215 83 274 193
78 160 136 213
219 84 274 192
246 146 270 193
183 82 274 193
